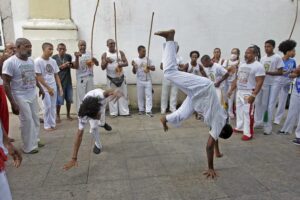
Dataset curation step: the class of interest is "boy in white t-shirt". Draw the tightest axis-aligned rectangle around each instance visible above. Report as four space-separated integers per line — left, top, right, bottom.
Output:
228 46 265 141
155 29 232 179
254 40 284 135
35 43 63 131
201 55 229 103
63 88 123 170
132 45 155 117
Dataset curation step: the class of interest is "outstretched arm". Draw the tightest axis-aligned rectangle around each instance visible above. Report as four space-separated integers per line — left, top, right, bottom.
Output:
203 135 218 179
63 129 84 170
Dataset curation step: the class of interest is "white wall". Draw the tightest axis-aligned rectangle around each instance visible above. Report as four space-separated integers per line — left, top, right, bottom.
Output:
11 0 300 85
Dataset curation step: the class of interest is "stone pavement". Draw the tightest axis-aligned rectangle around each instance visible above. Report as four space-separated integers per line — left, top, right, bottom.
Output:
5 113 300 200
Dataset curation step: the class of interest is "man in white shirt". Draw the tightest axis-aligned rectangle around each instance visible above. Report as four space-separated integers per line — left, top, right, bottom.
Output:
228 45 265 141
254 40 284 135
155 29 232 179
101 39 130 117
63 88 123 170
201 55 229 103
35 43 63 131
160 45 184 114
2 38 45 154
132 45 155 117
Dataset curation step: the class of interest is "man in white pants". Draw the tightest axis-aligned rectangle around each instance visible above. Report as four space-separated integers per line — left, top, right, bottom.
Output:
0 121 22 200
279 68 300 142
201 55 229 103
35 43 63 131
63 88 123 170
2 38 45 154
132 45 155 117
156 30 232 179
254 40 284 135
228 46 265 141
274 40 297 124
160 45 184 114
101 39 130 117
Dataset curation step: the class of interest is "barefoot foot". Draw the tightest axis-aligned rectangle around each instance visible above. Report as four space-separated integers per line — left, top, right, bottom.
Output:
154 29 175 41
160 116 169 132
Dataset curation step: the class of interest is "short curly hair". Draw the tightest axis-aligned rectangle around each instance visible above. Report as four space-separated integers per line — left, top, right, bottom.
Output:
278 40 297 55
78 96 102 119
190 50 200 58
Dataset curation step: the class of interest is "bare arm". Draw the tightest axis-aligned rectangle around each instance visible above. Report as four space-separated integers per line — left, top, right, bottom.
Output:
63 129 83 170
215 72 229 87
199 65 207 77
266 68 283 76
132 60 137 74
36 74 55 96
227 77 237 98
2 74 19 115
118 51 128 67
36 78 45 99
160 63 163 70
247 76 265 104
101 52 109 70
92 57 99 66
72 52 81 69
203 135 218 179
55 74 63 96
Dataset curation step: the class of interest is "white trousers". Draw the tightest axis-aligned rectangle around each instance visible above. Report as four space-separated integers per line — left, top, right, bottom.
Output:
227 82 236 116
236 90 254 137
15 96 39 153
107 78 129 116
42 89 57 129
0 171 12 200
137 80 153 113
161 77 178 113
274 83 290 124
281 92 300 136
89 119 102 149
254 84 281 133
76 76 94 112
166 96 194 127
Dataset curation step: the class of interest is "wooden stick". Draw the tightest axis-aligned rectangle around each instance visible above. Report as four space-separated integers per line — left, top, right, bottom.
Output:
147 12 155 67
91 0 100 56
114 2 119 61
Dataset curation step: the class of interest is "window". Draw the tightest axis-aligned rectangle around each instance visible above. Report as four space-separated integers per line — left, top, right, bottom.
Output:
0 16 4 51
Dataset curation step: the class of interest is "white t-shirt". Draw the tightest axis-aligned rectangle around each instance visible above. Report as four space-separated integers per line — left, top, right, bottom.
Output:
223 59 239 83
35 57 59 91
2 55 37 100
237 61 265 90
187 63 201 75
133 57 154 81
204 63 227 83
106 51 123 78
75 52 93 78
78 89 106 130
260 54 284 85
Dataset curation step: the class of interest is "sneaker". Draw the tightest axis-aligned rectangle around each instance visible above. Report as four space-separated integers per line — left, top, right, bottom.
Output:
254 124 263 129
138 111 144 115
146 112 154 117
111 115 118 118
263 132 272 135
233 128 243 134
93 145 102 154
38 141 45 148
122 114 132 117
283 132 290 135
273 122 280 125
23 148 39 154
241 135 252 141
277 130 284 134
100 123 112 131
292 138 300 145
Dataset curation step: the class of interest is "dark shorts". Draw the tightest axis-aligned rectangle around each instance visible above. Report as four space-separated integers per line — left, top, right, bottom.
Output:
57 84 73 105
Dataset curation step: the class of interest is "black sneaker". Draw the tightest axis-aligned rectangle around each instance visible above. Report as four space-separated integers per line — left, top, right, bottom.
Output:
93 145 102 154
100 123 112 131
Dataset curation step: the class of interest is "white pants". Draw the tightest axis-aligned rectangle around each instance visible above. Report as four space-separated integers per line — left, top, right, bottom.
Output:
236 90 254 137
107 78 129 116
137 80 153 113
161 77 178 113
15 96 39 153
0 171 12 200
42 89 57 129
227 82 236 116
76 76 94 112
216 87 222 103
254 84 281 133
280 92 300 135
89 119 102 149
274 83 290 124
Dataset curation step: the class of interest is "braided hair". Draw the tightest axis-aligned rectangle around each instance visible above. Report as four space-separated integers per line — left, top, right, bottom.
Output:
250 45 261 61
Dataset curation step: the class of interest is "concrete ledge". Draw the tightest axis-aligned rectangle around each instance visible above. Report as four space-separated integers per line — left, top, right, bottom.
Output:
23 19 77 30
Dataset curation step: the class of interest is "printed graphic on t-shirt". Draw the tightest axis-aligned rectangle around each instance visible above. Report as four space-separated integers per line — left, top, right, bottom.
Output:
20 64 36 90
238 67 251 85
209 72 215 82
46 64 54 74
263 61 271 72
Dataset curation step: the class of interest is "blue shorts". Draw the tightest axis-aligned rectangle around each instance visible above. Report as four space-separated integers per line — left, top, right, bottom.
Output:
57 84 73 105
